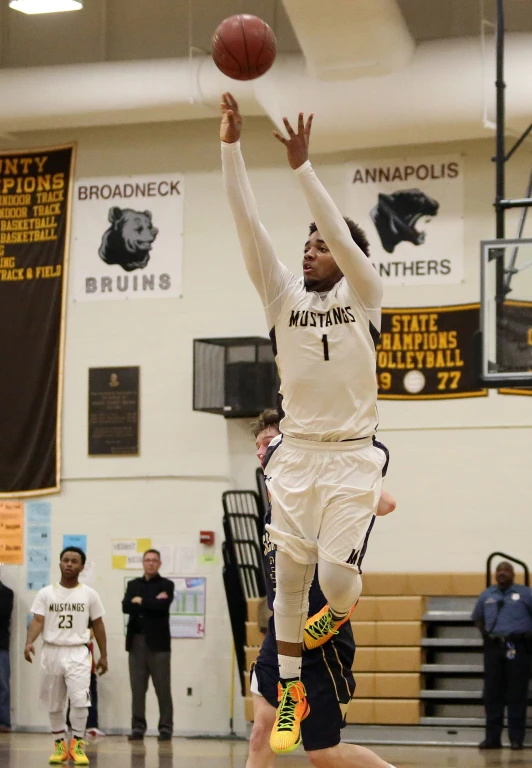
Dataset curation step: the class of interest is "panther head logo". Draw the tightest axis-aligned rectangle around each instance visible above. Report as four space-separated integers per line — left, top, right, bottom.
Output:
370 189 439 254
98 207 159 272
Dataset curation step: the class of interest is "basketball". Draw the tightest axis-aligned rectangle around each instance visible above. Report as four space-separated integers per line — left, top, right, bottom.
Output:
212 15 276 81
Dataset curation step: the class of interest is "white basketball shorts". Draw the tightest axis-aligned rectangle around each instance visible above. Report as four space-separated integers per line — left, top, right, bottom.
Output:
39 643 92 711
265 435 387 569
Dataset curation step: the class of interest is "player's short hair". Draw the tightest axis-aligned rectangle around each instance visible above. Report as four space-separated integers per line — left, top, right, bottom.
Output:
60 546 86 565
251 408 280 438
143 548 161 560
309 218 370 258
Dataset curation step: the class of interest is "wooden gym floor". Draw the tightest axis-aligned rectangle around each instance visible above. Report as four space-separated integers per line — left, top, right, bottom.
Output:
0 734 530 768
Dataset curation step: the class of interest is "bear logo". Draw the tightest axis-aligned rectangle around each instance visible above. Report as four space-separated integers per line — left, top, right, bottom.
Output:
98 207 159 272
370 189 439 254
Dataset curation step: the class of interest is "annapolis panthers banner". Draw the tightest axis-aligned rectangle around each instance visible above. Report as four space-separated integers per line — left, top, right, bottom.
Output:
0 144 75 497
347 155 464 285
71 173 184 301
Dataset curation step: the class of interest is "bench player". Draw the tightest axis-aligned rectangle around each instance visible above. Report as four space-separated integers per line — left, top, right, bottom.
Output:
24 547 107 765
221 93 386 753
248 410 396 768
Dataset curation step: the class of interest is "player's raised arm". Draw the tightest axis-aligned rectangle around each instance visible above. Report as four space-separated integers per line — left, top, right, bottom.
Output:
221 93 292 323
274 113 383 309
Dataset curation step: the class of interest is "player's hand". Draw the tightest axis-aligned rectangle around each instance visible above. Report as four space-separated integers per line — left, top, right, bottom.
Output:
156 592 169 600
24 643 35 663
131 596 142 605
274 113 314 170
220 92 243 144
96 656 108 676
376 489 396 517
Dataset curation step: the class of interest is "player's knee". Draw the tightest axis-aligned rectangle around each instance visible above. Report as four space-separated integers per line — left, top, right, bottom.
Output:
318 560 362 612
305 745 342 767
249 718 272 753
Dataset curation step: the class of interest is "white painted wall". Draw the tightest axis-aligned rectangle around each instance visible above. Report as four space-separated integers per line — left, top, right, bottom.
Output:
1 119 531 734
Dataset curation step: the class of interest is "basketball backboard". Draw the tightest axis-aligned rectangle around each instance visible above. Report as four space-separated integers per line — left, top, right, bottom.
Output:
480 239 532 386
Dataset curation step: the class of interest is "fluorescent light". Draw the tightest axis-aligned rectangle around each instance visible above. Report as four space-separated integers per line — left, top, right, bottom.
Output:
9 0 83 14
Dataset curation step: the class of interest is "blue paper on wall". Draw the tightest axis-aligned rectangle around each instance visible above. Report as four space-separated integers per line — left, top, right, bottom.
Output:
26 501 51 525
27 525 51 547
26 500 52 591
62 534 87 553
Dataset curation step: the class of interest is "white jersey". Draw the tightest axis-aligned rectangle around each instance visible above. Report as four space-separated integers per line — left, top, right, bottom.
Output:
272 277 379 441
31 583 105 646
222 141 382 441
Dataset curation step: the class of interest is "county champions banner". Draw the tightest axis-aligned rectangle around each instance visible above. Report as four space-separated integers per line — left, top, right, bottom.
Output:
0 145 75 497
377 304 487 399
347 156 464 285
71 174 184 301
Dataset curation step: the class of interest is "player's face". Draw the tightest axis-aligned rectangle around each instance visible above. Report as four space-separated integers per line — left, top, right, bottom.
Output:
256 426 280 468
143 552 161 576
60 552 84 579
495 563 514 589
303 230 343 292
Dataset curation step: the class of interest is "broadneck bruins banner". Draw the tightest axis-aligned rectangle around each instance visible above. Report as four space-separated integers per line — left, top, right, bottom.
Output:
498 300 532 397
377 304 487 400
0 144 75 497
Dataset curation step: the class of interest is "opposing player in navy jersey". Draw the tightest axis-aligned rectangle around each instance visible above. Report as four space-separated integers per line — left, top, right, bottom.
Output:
221 92 387 753
248 410 396 768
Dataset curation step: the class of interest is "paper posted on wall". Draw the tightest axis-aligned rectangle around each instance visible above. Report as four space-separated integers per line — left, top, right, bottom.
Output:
170 577 206 639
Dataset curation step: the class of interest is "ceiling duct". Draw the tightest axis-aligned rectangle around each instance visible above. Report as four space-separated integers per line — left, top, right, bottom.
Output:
0 35 530 153
281 0 415 80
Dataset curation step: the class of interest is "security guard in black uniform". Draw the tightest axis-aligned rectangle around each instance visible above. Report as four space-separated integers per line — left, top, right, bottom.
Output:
472 561 532 750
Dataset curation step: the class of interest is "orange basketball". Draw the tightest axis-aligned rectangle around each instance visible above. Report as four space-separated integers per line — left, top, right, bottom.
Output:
212 15 276 81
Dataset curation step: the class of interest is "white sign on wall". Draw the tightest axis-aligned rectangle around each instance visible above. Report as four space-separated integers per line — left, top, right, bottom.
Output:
346 156 464 285
71 173 184 300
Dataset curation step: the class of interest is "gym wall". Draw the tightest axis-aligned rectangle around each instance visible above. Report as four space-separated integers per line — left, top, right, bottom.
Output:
1 117 530 734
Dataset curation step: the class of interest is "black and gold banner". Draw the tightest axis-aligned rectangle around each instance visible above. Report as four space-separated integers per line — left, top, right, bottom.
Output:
498 300 532 397
0 145 75 497
377 304 487 400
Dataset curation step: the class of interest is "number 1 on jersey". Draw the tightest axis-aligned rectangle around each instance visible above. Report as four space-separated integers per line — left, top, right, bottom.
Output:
321 334 330 361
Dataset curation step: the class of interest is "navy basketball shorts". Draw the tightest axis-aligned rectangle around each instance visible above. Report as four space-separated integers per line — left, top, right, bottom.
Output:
251 636 356 751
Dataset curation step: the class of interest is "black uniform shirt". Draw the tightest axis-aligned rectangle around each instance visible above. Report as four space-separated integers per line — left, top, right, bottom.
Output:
122 573 175 652
0 584 14 651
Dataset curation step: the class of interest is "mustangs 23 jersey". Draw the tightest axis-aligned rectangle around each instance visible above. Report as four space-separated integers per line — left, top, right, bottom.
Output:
31 583 105 646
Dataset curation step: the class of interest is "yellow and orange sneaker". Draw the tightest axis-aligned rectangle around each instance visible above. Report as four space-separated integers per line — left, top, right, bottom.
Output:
49 738 69 764
269 679 310 754
303 604 355 650
69 737 90 765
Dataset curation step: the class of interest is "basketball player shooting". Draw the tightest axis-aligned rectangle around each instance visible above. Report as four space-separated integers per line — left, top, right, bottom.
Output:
24 547 107 766
220 93 387 754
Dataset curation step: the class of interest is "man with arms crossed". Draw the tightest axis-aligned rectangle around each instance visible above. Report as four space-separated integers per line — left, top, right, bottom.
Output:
249 410 396 768
221 93 386 752
25 547 107 765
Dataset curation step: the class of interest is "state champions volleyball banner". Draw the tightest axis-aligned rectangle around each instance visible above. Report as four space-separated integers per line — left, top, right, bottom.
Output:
0 144 75 498
376 304 487 400
346 155 464 285
71 173 184 301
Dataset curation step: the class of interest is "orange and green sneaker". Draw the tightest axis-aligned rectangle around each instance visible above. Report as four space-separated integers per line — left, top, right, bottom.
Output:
69 737 90 765
49 738 69 764
269 679 310 754
303 604 355 650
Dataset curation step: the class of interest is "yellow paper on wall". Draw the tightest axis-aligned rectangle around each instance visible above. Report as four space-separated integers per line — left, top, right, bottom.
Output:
137 538 151 553
0 501 23 565
112 555 127 569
